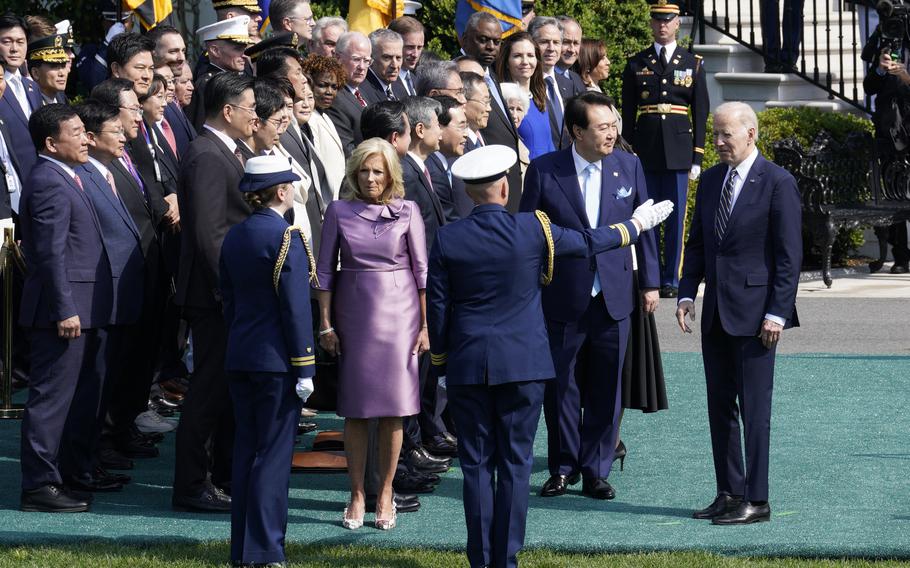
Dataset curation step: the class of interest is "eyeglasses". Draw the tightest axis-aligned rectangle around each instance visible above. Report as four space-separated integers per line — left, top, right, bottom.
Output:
288 15 316 24
439 87 466 96
120 105 142 116
467 97 492 106
98 128 126 136
229 103 257 115
346 55 373 66
266 116 289 128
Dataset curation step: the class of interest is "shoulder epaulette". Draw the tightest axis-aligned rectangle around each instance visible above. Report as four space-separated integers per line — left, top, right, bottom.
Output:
274 225 319 291
534 210 555 286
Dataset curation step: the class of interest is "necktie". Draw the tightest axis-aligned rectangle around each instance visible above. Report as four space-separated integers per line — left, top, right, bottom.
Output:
423 165 433 189
73 173 84 191
9 75 30 118
715 168 737 243
545 76 564 133
106 171 118 196
234 147 246 166
582 163 601 297
122 152 146 198
160 118 179 158
405 73 416 96
659 46 668 70
354 89 367 108
385 85 396 101
476 131 485 147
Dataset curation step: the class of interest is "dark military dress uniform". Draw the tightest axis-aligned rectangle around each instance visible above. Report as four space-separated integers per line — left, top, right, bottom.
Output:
220 160 318 564
621 2 709 293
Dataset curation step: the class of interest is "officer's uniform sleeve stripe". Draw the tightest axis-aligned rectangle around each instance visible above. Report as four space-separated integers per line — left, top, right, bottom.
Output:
534 210 555 286
430 352 447 365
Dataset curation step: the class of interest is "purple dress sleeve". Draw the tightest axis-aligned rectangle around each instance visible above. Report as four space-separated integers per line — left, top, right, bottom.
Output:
406 201 428 289
314 201 340 290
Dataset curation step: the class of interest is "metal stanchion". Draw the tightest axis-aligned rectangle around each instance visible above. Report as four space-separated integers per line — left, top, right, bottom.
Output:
0 225 24 419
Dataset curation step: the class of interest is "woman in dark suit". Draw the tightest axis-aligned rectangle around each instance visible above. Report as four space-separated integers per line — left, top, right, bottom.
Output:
220 155 318 566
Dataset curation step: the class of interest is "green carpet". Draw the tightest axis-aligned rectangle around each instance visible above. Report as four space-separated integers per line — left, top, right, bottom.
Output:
0 353 907 558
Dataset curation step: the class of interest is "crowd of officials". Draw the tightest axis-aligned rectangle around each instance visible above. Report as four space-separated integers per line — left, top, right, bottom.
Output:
0 0 805 566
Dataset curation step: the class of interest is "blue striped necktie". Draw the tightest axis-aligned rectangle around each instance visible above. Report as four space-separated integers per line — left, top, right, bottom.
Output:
715 168 737 243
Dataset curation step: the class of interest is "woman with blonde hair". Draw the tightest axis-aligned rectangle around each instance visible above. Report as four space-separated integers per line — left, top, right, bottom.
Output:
314 137 429 532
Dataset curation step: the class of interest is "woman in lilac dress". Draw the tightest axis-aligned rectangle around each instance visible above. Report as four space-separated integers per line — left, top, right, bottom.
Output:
314 138 429 531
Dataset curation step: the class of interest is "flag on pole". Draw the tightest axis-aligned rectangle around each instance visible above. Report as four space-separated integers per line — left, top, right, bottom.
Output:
258 0 271 33
454 0 522 39
122 0 173 31
348 0 403 35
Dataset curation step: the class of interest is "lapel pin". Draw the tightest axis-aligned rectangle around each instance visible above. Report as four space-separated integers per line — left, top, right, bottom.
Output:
613 172 619 176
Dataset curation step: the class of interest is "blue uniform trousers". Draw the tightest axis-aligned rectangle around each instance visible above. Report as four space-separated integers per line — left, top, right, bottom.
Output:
21 327 107 490
448 379 546 568
645 170 689 288
702 314 776 502
228 371 302 564
544 294 630 481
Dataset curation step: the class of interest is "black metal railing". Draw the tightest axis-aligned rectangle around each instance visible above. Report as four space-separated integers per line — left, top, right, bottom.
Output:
687 0 874 113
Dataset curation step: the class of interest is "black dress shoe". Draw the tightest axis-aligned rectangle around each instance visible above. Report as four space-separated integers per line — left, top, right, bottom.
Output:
693 493 743 519
658 285 678 298
297 421 317 434
366 492 420 513
404 447 451 473
172 486 232 512
712 501 771 525
115 435 159 458
21 484 90 513
412 470 441 485
423 437 458 457
581 478 616 500
393 471 436 494
539 473 581 497
441 431 457 446
65 475 123 492
97 447 134 470
764 62 784 73
95 467 131 485
890 263 909 274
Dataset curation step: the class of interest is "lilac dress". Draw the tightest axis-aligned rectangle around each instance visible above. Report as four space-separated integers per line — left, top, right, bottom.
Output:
314 198 428 418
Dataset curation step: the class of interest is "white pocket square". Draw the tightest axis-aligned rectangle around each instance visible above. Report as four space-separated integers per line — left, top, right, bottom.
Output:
615 186 632 199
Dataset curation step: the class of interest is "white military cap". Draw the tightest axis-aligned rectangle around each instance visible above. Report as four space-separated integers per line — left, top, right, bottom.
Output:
450 145 518 185
197 16 253 44
239 155 301 192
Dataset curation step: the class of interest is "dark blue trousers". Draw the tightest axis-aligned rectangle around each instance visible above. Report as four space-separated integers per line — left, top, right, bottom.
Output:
544 295 629 481
448 379 546 568
760 0 805 65
21 327 107 490
645 169 689 289
702 316 776 502
228 371 302 565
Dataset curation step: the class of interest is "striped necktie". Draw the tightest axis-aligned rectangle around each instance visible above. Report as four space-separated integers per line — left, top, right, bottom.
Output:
715 168 737 243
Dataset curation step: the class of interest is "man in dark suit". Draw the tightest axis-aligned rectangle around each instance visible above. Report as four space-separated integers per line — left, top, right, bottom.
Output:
388 16 424 97
529 16 581 150
677 102 801 525
0 72 23 220
427 96 467 225
0 14 42 182
327 31 372 157
18 104 113 513
359 29 407 104
520 91 660 501
460 12 523 212
74 101 145 492
556 15 587 94
173 71 255 512
149 25 197 157
429 145 670 568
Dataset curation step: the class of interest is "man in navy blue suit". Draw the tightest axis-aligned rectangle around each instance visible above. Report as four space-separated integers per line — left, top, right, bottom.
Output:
520 91 660 500
429 145 671 568
0 14 42 181
18 104 113 512
677 102 801 525
74 100 145 492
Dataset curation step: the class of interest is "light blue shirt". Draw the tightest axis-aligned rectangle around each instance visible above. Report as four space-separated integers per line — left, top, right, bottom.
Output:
571 144 602 296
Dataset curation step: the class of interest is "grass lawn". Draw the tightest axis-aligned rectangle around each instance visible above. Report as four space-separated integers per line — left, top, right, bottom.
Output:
1 543 909 568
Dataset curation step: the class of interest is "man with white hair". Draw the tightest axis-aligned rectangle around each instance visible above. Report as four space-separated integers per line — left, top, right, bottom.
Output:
309 16 347 57
326 31 372 157
360 28 407 103
268 0 315 41
677 101 801 525
555 15 587 92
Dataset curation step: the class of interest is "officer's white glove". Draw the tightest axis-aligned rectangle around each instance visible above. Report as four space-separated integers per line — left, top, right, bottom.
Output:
105 22 126 44
437 375 447 390
632 199 674 231
689 165 702 180
295 377 314 402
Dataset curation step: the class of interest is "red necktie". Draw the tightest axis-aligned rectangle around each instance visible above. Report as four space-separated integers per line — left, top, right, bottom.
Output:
160 118 179 158
476 131 485 146
106 171 118 196
72 173 83 191
234 147 246 166
354 89 367 108
423 165 433 189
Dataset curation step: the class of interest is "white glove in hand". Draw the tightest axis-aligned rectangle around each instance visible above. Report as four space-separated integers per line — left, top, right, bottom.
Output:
632 199 675 231
296 377 314 402
689 165 702 181
437 375 447 390
105 22 126 44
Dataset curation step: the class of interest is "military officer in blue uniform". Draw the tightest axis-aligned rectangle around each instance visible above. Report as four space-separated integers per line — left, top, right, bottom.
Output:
219 155 318 568
427 145 672 568
621 0 709 298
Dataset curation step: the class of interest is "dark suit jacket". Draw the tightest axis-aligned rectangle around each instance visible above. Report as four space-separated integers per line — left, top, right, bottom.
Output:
359 68 409 104
679 154 802 336
0 118 22 219
403 153 446 251
127 127 171 223
175 128 251 309
556 67 587 100
326 87 365 158
519 147 659 323
426 152 460 222
551 72 582 149
165 102 197 158
479 71 522 212
18 158 112 329
77 161 145 325
0 76 41 181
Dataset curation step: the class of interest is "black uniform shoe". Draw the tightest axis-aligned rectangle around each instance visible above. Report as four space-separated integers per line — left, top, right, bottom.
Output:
172 485 232 512
64 475 123 492
539 473 581 497
94 466 131 485
423 436 458 457
393 471 436 494
581 478 616 500
97 447 134 470
21 484 90 513
890 263 909 274
693 493 743 519
366 492 420 513
712 501 771 525
297 421 317 435
659 285 678 298
404 447 451 473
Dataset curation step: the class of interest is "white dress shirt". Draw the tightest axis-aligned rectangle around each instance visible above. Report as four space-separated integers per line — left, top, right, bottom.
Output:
38 153 77 179
203 124 238 154
4 69 31 117
0 126 21 213
653 41 678 64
